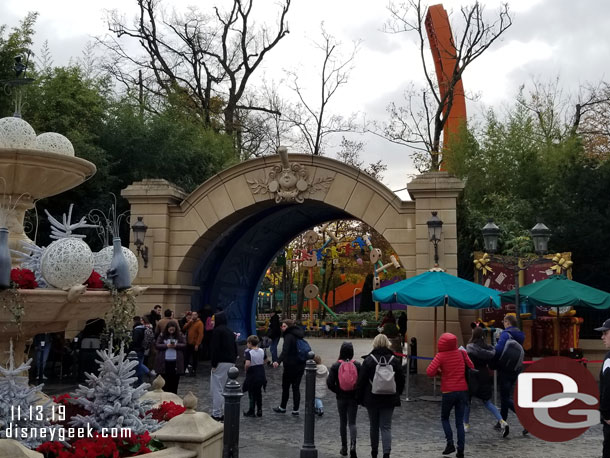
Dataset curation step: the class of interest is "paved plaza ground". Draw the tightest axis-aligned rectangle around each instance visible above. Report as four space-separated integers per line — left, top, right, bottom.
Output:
44 337 604 458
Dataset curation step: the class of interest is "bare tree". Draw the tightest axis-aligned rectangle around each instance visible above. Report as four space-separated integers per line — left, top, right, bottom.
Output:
517 78 610 160
102 0 291 156
380 0 512 171
336 136 387 180
284 24 360 155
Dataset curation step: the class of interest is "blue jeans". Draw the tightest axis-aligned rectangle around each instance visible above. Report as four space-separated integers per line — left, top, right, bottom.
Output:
498 371 519 420
463 397 502 423
36 341 52 378
315 398 323 412
136 352 150 383
441 391 467 452
270 337 280 362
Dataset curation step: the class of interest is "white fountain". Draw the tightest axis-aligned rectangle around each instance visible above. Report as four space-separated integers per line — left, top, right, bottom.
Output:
0 115 116 364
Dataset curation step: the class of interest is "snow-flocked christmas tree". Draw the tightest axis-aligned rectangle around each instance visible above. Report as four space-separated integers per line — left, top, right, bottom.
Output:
70 341 162 435
0 340 61 448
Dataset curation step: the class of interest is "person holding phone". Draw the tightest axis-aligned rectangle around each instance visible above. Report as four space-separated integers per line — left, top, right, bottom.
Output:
155 320 186 394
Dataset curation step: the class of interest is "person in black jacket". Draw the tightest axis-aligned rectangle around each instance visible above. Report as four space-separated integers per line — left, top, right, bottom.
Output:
327 342 361 458
209 310 238 421
130 316 149 384
595 318 610 458
268 310 282 363
464 326 507 436
272 319 306 415
357 334 405 458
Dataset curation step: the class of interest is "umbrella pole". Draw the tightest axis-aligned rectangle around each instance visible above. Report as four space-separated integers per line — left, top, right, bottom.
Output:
434 306 438 354
443 296 447 333
557 305 560 356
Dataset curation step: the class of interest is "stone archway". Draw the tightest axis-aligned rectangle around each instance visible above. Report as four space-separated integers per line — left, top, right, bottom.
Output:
122 152 464 357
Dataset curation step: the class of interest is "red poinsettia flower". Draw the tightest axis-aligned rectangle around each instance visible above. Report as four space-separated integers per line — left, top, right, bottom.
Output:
85 271 105 289
146 401 186 421
10 267 38 289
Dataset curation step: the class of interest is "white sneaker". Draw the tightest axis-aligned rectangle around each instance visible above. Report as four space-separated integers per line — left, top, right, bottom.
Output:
464 423 470 433
500 420 510 437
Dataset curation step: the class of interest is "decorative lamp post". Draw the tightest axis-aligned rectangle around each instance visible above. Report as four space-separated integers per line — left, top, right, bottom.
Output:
481 218 552 329
426 211 443 265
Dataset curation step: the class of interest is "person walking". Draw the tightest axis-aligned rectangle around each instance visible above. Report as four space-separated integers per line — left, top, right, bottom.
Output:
144 305 162 332
272 319 306 415
209 310 238 422
327 342 361 458
595 318 610 458
183 311 204 376
493 314 525 431
357 334 405 458
154 320 186 394
130 316 149 384
242 335 267 417
268 310 282 363
427 332 474 458
464 326 508 436
155 309 175 337
314 355 329 416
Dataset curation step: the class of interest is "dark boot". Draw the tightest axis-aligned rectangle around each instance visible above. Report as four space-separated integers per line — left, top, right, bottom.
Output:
456 451 464 458
340 445 347 456
243 410 255 417
442 442 456 455
383 454 390 458
350 439 357 458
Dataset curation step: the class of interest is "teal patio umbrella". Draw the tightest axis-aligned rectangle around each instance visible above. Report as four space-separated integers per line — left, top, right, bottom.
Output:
500 274 610 309
500 274 610 355
373 270 500 345
373 270 501 309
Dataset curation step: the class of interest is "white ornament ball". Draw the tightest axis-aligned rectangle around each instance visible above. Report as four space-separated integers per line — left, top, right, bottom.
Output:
94 245 139 282
0 117 37 149
35 132 75 156
41 238 94 289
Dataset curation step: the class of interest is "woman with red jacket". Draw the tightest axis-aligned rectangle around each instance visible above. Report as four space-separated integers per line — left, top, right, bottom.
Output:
426 332 474 458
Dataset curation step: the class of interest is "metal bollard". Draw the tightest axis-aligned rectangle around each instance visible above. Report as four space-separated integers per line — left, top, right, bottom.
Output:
300 351 318 458
223 366 243 458
409 337 418 374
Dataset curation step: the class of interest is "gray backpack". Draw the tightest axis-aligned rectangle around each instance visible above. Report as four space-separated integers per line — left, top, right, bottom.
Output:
369 354 396 395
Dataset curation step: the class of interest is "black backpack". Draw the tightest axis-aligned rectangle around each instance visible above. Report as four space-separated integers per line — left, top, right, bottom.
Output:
498 334 524 373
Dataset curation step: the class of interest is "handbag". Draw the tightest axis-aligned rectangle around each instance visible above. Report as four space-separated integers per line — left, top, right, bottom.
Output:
462 351 479 395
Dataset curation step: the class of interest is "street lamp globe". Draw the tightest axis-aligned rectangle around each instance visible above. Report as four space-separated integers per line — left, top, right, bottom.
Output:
481 219 501 254
531 220 551 255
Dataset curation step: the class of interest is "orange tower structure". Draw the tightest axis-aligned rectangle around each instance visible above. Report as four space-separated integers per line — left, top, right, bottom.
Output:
425 4 467 169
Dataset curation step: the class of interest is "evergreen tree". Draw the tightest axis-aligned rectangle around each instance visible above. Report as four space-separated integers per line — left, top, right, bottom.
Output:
70 344 161 435
0 341 61 448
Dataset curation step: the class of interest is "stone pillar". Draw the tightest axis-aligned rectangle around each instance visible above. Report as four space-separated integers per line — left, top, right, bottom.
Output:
406 172 466 369
121 180 196 317
151 392 224 458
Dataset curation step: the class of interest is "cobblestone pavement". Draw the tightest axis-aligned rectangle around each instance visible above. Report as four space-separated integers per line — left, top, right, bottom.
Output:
44 337 603 458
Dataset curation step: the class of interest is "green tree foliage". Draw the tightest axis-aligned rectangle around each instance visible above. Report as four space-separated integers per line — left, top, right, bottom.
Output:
0 12 38 116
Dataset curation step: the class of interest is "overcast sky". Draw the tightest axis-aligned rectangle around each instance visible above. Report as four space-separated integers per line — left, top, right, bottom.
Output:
2 0 609 200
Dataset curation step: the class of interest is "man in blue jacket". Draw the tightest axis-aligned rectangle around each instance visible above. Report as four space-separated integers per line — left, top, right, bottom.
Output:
493 314 525 434
595 318 610 458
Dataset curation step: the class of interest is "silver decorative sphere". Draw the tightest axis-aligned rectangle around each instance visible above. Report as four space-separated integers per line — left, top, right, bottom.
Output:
94 245 139 282
41 238 94 289
0 117 36 149
35 132 75 156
